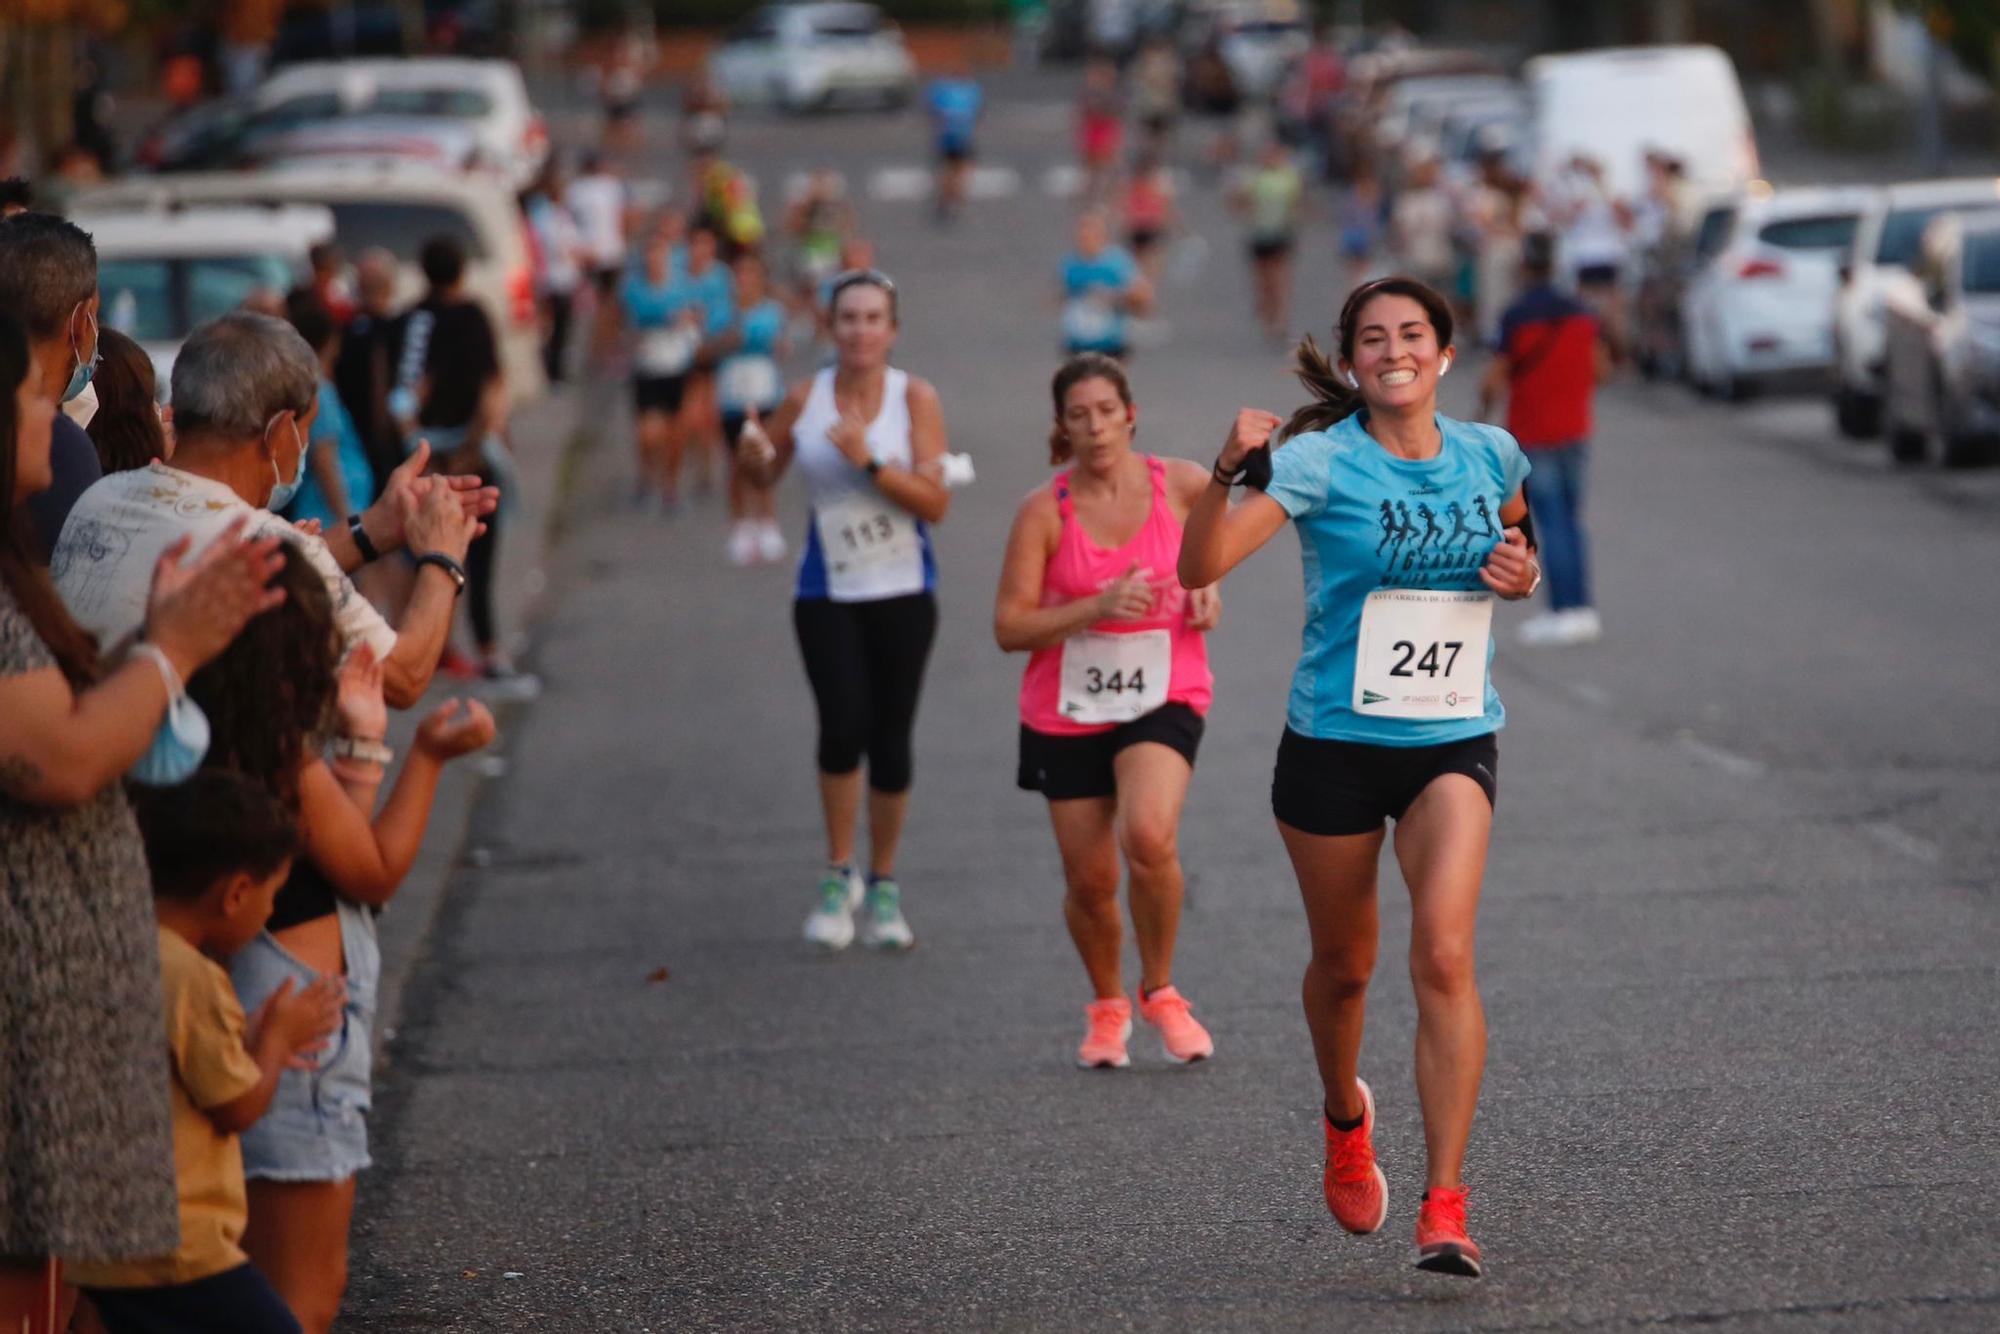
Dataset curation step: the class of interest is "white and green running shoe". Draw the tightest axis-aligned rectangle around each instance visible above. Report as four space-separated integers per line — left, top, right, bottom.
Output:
803 864 863 950
856 878 915 951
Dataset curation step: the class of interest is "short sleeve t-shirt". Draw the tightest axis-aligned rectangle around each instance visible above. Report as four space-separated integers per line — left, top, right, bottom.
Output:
1060 248 1138 352
284 378 379 529
682 264 736 340
415 297 500 430
68 928 263 1288
1263 412 1532 746
927 78 983 149
50 462 397 664
1493 284 1599 446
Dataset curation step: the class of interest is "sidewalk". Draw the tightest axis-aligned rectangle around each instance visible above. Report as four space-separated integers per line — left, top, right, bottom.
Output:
371 383 583 1045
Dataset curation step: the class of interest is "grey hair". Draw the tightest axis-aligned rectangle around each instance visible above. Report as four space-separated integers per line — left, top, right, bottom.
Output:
170 312 319 442
0 213 98 339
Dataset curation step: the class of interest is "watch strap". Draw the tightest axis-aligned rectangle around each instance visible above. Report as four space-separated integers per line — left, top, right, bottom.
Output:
413 551 467 594
347 512 382 563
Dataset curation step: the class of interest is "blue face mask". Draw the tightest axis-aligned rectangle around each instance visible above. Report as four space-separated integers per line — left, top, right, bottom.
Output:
127 646 211 787
63 305 98 403
265 413 309 512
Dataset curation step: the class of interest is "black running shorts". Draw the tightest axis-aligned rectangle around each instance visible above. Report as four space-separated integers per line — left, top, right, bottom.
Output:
1018 703 1205 802
1271 730 1497 837
633 374 686 415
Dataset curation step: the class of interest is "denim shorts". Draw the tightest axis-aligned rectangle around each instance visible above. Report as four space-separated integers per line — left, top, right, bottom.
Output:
229 900 379 1182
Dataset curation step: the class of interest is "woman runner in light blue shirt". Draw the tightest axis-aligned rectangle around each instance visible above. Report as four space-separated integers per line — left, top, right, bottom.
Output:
1178 277 1541 1281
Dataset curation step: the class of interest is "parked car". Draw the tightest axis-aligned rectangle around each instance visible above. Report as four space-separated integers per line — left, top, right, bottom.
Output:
709 3 916 113
76 161 546 406
1880 213 2000 466
1371 73 1519 169
1829 176 2000 438
80 204 335 395
250 58 548 189
1186 0 1310 104
1680 183 1875 399
240 117 487 173
1525 45 1758 201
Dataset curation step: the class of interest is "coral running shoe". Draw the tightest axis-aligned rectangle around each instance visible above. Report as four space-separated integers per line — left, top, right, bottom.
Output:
1076 997 1132 1069
1323 1078 1389 1234
1414 1185 1483 1278
1137 985 1214 1063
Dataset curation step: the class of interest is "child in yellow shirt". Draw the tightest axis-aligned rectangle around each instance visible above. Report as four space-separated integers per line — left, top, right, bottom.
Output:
69 772 342 1334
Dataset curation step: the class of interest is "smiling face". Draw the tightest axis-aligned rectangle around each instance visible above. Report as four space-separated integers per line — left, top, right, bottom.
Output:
1341 293 1452 413
831 281 897 370
1059 375 1136 474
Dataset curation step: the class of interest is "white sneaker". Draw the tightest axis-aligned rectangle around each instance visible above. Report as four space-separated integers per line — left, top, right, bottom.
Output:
1560 608 1603 643
726 522 758 567
855 877 915 951
755 520 788 564
1516 612 1569 646
803 865 864 950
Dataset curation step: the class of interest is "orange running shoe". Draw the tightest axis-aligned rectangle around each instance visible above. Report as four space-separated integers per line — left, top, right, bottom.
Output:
1137 985 1214 1063
1414 1185 1483 1278
1322 1078 1388 1234
1076 997 1132 1069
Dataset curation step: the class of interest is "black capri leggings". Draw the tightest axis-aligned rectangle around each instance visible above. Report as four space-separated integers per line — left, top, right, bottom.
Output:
793 592 938 793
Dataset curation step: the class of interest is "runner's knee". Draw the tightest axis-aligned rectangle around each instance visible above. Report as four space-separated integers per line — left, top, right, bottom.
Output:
1118 817 1178 876
1305 948 1374 1002
816 725 866 776
1409 938 1476 998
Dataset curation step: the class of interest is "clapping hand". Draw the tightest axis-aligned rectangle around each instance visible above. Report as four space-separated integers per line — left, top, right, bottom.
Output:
415 698 498 761
362 441 499 554
145 518 288 677
334 643 388 743
737 408 777 471
826 408 872 470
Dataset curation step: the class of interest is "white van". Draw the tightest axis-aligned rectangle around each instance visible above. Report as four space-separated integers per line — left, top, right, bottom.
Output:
1525 45 1758 200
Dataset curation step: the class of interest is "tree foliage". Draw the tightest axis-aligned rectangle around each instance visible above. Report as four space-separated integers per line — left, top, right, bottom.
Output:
1893 0 1999 80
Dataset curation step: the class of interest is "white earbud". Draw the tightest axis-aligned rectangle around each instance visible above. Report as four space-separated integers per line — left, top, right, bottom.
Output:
1439 357 1453 378
1345 372 1359 389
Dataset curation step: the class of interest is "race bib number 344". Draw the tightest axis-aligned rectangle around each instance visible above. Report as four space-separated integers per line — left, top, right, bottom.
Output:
1060 629 1171 725
1352 589 1493 720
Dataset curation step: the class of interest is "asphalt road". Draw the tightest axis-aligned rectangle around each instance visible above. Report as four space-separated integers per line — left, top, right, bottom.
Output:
343 79 2000 1331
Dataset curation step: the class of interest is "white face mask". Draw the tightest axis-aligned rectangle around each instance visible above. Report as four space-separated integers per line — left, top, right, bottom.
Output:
59 379 98 429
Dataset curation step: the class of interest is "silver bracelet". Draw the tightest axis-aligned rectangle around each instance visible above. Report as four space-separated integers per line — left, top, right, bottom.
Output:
329 735 395 766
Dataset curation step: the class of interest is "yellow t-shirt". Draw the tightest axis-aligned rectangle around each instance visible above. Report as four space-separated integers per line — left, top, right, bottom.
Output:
69 928 263 1288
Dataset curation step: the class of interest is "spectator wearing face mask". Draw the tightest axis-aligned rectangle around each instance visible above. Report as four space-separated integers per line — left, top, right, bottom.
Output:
50 312 489 711
0 212 105 563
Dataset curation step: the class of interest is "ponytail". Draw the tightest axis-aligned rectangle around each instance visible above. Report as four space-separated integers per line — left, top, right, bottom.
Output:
1049 423 1072 466
1278 333 1363 442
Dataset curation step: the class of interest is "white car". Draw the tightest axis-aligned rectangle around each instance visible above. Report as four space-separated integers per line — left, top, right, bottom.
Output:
709 4 916 113
80 204 336 396
1526 46 1758 201
1681 183 1876 399
1209 2 1310 103
77 161 546 406
1880 212 2000 466
1829 176 2000 437
1374 74 1519 168
251 58 549 189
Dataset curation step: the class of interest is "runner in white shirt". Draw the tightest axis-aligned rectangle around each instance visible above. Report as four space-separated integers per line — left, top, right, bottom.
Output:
568 152 632 360
737 270 952 951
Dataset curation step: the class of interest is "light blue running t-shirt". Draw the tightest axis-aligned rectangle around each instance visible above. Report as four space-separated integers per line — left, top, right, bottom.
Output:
1263 411 1531 746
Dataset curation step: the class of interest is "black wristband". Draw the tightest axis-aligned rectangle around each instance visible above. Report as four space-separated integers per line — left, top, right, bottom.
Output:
412 551 467 595
1212 454 1247 487
863 458 883 477
347 512 382 563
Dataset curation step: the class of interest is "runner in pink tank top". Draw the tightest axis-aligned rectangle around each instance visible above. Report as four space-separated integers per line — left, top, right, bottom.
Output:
1018 455 1213 733
995 353 1226 1072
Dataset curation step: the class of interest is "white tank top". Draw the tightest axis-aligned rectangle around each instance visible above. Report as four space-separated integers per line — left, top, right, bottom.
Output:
793 366 930 603
794 366 913 506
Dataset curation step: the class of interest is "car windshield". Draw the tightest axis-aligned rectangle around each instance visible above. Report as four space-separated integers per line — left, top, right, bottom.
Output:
99 254 297 342
812 9 883 37
367 87 495 118
1757 213 1859 251
1693 207 1736 261
326 201 485 261
1965 234 2000 294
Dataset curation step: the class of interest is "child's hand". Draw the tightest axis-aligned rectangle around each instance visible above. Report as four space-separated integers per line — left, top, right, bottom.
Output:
334 643 388 744
415 698 497 761
253 975 346 1070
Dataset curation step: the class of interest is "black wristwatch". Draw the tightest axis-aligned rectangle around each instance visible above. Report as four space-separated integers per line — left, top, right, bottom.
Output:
863 458 883 478
347 512 382 563
412 551 467 595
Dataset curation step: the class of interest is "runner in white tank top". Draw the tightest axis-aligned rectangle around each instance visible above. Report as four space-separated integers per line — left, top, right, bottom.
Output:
736 270 954 951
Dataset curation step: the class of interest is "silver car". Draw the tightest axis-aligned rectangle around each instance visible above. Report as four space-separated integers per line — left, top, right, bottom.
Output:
1881 213 2000 467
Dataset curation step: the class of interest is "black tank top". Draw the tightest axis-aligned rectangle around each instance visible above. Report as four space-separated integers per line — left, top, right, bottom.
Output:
266 860 340 932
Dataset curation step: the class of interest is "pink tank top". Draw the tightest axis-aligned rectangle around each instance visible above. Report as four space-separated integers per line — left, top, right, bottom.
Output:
1020 456 1215 735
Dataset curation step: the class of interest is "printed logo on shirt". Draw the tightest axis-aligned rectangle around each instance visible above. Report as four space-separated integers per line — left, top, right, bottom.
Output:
1361 689 1389 705
1370 492 1501 586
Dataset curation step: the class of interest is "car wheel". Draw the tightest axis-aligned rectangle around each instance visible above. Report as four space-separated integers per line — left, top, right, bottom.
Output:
1722 373 1754 403
1934 379 1990 468
1887 416 1928 464
1834 386 1881 439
